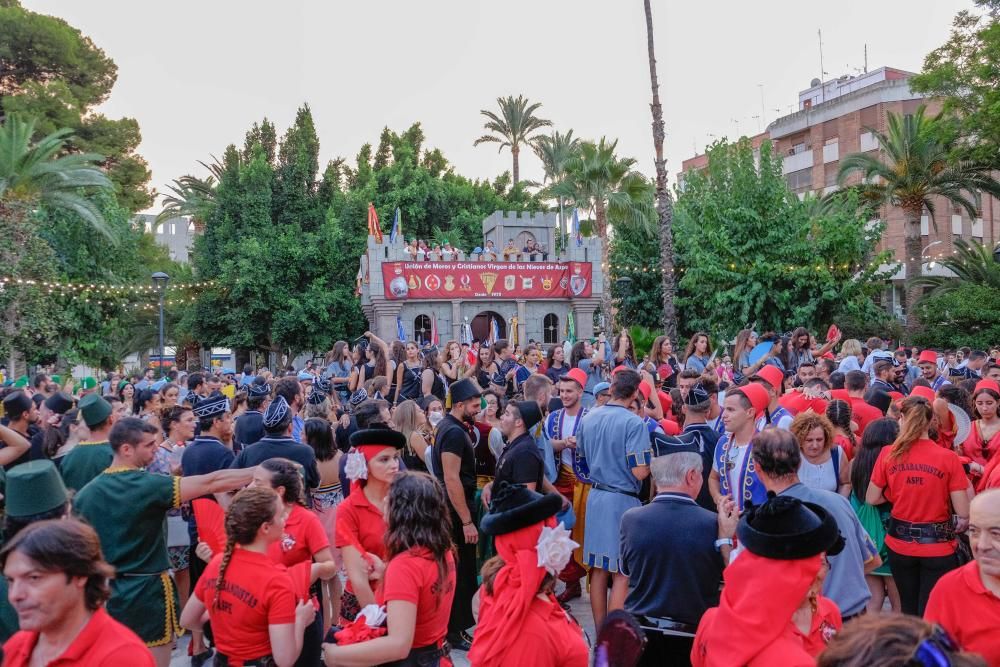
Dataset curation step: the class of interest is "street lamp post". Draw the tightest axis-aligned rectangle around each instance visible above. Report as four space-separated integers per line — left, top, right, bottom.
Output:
614 276 633 331
152 272 170 377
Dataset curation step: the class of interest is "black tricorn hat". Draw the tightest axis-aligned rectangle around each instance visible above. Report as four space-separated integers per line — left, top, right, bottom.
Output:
737 493 845 560
449 378 483 404
348 427 407 450
480 481 562 536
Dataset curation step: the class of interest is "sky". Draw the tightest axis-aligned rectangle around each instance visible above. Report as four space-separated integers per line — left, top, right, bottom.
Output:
25 0 976 213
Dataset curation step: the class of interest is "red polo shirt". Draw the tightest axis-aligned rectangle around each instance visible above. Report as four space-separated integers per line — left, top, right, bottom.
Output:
925 561 1000 666
267 504 330 568
380 548 455 648
334 487 387 561
194 548 297 661
3 607 155 667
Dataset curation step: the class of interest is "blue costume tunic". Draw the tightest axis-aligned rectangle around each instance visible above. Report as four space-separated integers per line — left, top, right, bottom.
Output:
577 404 650 573
712 432 768 513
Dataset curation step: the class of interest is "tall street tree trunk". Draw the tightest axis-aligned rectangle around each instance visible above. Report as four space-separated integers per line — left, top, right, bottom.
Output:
903 210 923 342
512 144 520 185
595 200 613 329
643 0 678 343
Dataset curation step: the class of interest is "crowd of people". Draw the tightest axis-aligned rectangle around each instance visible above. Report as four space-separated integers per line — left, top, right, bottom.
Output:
0 326 999 666
401 236 550 262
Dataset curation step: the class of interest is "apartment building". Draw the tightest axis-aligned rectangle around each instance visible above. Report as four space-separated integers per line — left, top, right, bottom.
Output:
680 67 1000 318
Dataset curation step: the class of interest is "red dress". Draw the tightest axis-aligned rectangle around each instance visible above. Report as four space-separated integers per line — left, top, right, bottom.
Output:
962 420 1000 478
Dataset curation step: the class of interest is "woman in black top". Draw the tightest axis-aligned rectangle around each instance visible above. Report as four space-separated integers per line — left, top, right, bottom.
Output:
545 344 567 384
468 344 500 392
395 342 424 404
421 348 446 401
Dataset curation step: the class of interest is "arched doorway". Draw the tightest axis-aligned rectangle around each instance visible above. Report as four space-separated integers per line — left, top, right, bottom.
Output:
471 310 507 343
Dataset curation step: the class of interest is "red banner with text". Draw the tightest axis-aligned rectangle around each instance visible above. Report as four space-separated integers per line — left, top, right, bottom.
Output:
382 261 593 300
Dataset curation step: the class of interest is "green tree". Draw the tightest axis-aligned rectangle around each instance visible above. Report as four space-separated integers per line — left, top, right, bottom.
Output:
676 138 893 339
837 106 1000 337
533 129 579 232
0 1 153 210
552 137 656 319
910 1 1000 165
609 220 663 330
0 114 113 369
473 95 552 185
913 283 1000 349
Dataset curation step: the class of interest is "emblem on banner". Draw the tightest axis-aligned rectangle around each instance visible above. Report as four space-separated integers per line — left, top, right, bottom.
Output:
504 275 516 291
444 275 455 291
407 275 418 289
522 277 533 290
480 272 498 293
424 274 441 291
459 274 471 290
542 277 553 291
570 264 587 296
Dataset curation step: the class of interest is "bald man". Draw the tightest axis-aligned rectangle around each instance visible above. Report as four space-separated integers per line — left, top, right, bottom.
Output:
924 489 1000 666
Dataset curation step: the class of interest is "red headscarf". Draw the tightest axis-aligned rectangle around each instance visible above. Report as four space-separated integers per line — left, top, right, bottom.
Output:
693 550 821 666
467 517 556 667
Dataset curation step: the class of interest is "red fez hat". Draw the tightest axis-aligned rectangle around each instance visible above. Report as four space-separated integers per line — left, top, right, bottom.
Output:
918 350 938 365
910 386 936 402
735 383 770 419
751 365 784 392
638 380 652 401
659 418 681 436
560 368 588 389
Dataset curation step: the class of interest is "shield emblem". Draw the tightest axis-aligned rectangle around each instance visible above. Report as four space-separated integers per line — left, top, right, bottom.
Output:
504 275 516 291
570 275 587 296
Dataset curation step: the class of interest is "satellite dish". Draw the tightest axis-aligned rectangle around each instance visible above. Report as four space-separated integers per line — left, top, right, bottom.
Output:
810 78 821 87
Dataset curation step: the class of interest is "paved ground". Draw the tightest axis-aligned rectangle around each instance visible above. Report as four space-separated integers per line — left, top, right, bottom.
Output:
171 586 596 666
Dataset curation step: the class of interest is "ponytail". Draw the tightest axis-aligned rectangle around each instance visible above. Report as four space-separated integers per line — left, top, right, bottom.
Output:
213 486 280 610
890 397 933 459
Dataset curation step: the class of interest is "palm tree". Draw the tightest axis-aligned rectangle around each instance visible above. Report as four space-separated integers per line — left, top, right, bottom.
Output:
837 106 1000 336
533 130 580 237
473 95 552 185
643 0 678 342
552 138 656 320
910 239 1000 297
0 114 113 238
156 157 225 229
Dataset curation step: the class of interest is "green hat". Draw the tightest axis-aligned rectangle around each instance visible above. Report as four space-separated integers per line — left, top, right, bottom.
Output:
50 374 61 385
79 376 98 390
117 379 129 391
78 393 112 427
13 376 28 388
5 460 69 518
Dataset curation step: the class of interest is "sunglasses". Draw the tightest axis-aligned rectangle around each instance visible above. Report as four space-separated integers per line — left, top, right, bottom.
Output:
906 625 959 667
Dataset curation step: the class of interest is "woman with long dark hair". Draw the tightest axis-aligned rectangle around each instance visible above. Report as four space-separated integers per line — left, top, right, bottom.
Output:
305 417 344 633
420 348 446 401
134 389 161 429
683 332 713 374
118 380 135 412
395 342 424 404
649 335 680 390
612 331 637 369
180 487 318 667
468 343 500 392
544 345 566 384
159 382 180 410
848 418 901 613
322 471 456 666
732 329 772 383
962 380 1000 482
325 341 353 406
865 398 970 615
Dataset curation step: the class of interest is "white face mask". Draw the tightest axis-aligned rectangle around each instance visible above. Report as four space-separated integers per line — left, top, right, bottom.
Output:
428 411 444 427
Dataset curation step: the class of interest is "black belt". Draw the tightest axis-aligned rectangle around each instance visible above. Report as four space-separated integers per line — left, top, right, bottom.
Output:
383 640 451 667
888 518 955 544
215 654 275 667
637 615 698 638
592 483 641 499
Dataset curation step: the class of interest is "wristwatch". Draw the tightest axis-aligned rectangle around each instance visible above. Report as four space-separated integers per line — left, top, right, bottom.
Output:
714 538 734 551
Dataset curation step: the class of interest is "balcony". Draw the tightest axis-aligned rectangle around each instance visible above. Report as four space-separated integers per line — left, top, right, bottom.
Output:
782 149 814 174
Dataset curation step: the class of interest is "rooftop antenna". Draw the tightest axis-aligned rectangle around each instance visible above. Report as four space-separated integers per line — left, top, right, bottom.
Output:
864 44 868 73
758 84 766 127
752 114 761 132
818 29 827 103
731 118 741 137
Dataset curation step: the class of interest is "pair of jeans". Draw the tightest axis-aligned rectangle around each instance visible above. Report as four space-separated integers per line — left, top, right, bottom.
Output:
887 547 959 616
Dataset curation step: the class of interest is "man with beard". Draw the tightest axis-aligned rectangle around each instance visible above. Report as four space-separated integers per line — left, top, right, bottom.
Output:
0 391 38 469
73 418 256 667
431 378 482 651
918 350 951 391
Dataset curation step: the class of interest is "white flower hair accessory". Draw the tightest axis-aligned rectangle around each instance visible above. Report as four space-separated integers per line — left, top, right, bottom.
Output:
345 450 369 482
358 604 386 627
536 523 579 575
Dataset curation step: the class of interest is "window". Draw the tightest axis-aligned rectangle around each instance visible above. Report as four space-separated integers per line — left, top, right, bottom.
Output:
543 314 559 345
170 223 176 235
188 220 196 233
785 167 813 191
144 222 152 233
413 315 431 344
